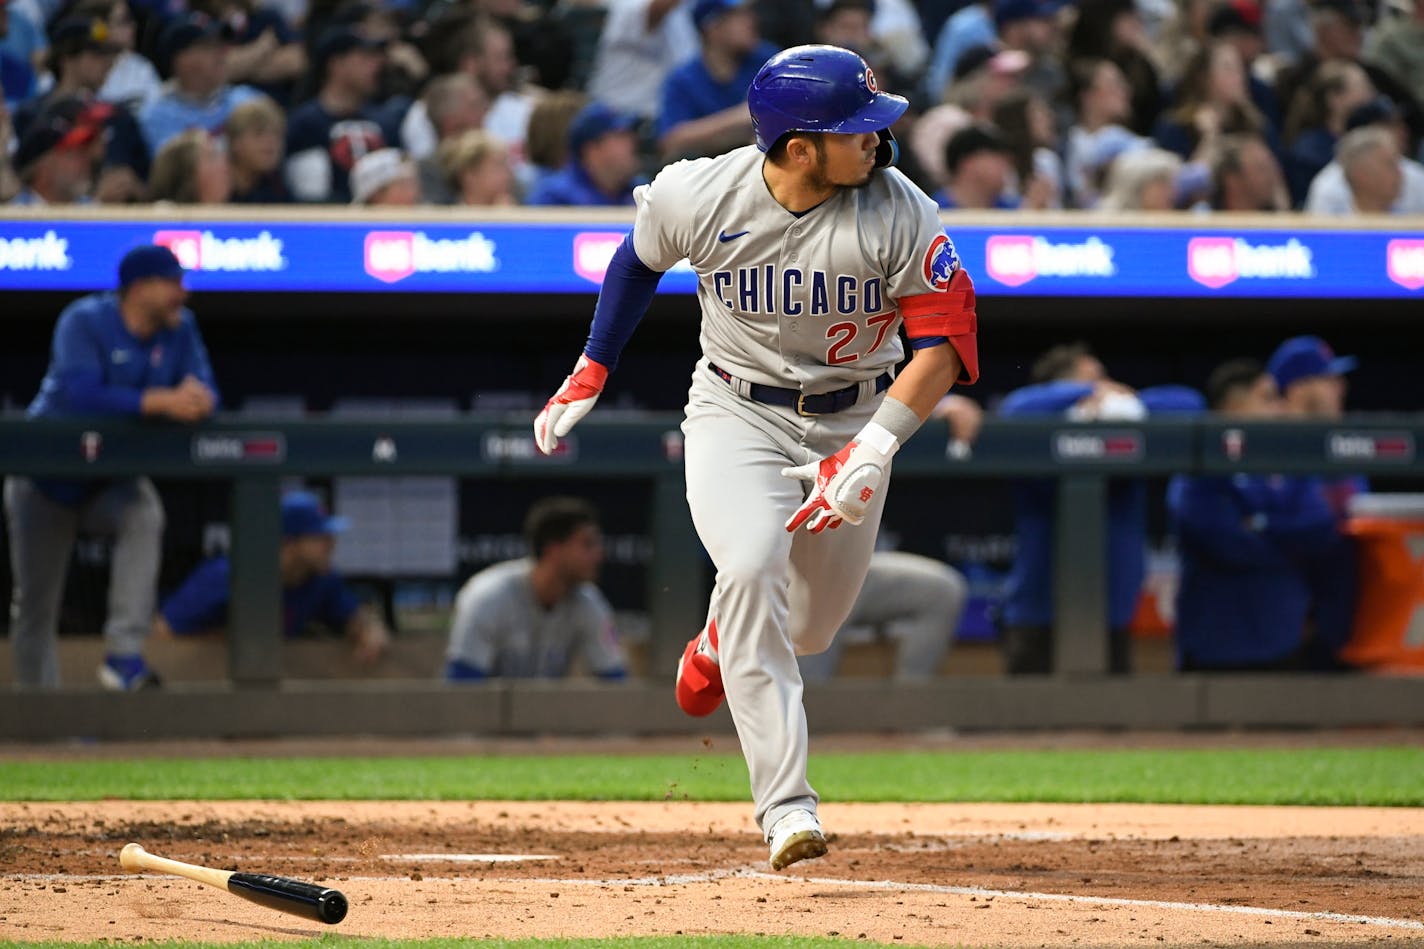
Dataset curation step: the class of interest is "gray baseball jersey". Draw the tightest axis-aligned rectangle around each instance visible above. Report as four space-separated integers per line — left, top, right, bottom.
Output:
632 144 955 393
635 144 959 835
445 559 624 678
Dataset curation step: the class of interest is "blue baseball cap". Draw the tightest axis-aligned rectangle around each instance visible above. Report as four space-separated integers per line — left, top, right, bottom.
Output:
118 245 184 288
691 0 749 30
159 13 227 66
281 491 349 538
1266 335 1357 390
315 25 387 58
567 101 639 152
993 0 1060 27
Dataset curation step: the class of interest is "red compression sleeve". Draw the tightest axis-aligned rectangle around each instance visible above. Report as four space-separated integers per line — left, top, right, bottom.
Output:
899 269 979 384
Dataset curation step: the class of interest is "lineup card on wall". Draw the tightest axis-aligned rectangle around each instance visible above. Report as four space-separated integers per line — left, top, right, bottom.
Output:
1 217 1421 298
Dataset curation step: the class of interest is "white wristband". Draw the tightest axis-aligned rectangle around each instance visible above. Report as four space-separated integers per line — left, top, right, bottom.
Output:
855 420 900 456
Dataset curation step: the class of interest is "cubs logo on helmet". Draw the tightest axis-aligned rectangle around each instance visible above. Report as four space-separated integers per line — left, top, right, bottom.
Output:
923 234 961 291
747 44 909 163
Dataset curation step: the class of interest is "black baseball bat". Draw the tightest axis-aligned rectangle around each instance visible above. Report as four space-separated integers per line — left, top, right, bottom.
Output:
120 842 348 924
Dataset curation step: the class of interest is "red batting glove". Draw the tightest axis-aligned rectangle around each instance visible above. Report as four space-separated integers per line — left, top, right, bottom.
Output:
534 355 609 455
780 438 891 534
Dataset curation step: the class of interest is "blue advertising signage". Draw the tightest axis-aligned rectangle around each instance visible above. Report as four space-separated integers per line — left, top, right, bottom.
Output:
1 216 1421 298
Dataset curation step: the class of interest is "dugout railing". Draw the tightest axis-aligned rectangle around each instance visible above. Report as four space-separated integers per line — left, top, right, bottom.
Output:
3 414 1424 740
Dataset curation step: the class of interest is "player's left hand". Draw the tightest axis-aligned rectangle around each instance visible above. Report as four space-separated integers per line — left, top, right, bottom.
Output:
781 439 892 534
534 354 609 455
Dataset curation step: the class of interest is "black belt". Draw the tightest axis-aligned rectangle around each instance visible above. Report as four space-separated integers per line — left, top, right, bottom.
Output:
708 363 890 417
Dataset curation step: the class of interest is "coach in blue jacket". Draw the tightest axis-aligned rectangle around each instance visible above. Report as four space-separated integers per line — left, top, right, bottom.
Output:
3 244 219 690
1167 358 1338 670
997 343 1204 674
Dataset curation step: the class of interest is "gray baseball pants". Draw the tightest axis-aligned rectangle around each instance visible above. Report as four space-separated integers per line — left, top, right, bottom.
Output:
798 551 968 681
4 476 164 688
681 360 888 836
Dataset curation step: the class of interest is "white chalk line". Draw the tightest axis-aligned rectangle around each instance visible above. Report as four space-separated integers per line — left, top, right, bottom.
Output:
391 867 1424 933
734 871 1424 931
24 849 562 863
379 853 559 863
15 866 1422 932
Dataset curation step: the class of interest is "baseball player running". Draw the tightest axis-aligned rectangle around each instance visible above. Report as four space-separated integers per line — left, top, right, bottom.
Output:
535 45 979 870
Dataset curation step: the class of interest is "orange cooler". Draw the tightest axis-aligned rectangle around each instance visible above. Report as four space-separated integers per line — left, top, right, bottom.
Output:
1340 494 1424 671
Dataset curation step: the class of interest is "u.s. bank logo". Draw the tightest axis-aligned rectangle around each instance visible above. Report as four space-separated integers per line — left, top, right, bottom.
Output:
1388 239 1424 291
922 233 961 291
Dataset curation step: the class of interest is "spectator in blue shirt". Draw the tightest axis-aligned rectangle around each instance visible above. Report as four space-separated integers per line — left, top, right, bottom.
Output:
3 245 219 690
0 0 43 65
656 0 779 160
923 0 997 104
138 13 260 154
190 0 306 106
0 0 40 108
1168 358 1338 671
1 43 36 111
997 342 1204 674
154 491 391 663
526 101 640 206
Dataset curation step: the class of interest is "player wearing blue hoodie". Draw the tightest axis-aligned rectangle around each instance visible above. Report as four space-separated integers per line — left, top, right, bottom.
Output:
997 343 1203 674
1168 358 1340 670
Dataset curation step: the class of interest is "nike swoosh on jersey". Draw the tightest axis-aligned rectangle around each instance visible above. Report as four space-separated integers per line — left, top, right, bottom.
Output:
718 230 751 243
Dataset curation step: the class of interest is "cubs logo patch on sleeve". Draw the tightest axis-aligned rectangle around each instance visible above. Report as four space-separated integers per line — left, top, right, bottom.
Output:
922 233 961 291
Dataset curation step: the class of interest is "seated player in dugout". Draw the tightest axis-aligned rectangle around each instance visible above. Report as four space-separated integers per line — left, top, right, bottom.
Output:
445 496 627 681
996 342 1204 675
1167 358 1343 671
153 491 391 663
1266 334 1363 669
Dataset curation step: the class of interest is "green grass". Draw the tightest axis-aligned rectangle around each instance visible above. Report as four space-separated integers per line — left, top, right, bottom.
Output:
3 747 1423 805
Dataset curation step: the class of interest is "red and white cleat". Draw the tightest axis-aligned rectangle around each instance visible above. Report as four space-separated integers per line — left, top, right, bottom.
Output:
674 619 724 717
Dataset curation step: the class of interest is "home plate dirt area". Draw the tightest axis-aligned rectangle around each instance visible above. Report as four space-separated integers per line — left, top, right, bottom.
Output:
3 800 1423 947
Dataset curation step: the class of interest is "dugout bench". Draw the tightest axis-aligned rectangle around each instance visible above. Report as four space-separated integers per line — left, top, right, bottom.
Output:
3 414 1424 739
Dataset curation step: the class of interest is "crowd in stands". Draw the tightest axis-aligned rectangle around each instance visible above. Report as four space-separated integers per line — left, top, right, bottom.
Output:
4 0 1424 211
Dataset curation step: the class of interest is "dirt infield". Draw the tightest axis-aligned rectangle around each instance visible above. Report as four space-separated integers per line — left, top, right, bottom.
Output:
4 798 1423 947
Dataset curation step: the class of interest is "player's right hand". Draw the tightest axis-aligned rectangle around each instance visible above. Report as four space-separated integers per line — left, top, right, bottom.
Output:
534 354 609 455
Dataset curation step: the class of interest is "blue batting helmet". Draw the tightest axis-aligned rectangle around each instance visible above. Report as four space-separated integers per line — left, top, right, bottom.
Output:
747 45 908 167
